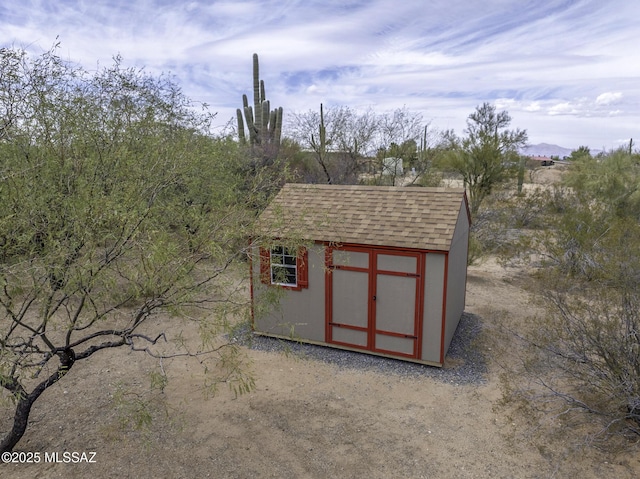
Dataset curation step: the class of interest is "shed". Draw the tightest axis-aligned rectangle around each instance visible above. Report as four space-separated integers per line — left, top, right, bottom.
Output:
382 157 403 176
250 184 470 367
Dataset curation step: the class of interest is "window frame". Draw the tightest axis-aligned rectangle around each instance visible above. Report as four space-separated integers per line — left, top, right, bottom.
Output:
259 245 308 291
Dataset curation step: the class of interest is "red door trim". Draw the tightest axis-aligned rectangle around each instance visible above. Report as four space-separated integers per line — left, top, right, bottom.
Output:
416 252 426 360
325 244 424 359
324 246 333 343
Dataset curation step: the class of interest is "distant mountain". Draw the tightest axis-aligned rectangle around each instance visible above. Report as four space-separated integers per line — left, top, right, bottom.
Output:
521 143 573 158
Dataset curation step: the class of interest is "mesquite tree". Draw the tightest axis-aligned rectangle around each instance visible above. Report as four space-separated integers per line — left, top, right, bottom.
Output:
0 45 258 453
442 103 527 215
288 105 408 185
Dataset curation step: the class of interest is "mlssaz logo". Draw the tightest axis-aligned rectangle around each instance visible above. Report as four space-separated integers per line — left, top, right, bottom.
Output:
44 451 97 463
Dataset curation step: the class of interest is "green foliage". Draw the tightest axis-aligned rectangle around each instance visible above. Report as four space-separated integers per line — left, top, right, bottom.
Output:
0 44 261 452
563 147 640 220
521 215 640 441
498 149 640 443
287 105 426 185
516 155 526 194
288 104 378 184
439 103 528 215
416 168 443 187
112 383 159 430
568 145 592 162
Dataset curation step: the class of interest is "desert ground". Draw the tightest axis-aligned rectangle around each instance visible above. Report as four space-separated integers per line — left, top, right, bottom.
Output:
3 166 640 478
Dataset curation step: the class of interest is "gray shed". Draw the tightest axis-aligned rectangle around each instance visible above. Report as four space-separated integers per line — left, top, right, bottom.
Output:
251 184 470 366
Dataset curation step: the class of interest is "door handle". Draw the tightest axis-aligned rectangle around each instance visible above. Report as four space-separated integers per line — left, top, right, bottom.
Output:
372 295 376 301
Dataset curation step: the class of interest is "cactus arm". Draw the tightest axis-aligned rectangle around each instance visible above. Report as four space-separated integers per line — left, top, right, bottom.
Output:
252 54 261 134
262 100 271 143
275 107 283 148
319 103 326 155
237 53 283 156
268 110 276 143
236 109 246 145
244 105 256 138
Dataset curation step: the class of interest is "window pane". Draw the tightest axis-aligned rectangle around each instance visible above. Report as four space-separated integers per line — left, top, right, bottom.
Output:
271 247 283 265
271 254 283 265
283 253 297 265
270 246 298 286
271 265 297 286
285 266 297 285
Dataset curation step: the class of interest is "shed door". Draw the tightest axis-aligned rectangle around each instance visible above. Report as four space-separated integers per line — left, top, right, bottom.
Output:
326 247 422 359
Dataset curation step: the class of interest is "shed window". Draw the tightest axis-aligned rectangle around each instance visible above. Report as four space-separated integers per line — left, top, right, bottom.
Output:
260 246 308 290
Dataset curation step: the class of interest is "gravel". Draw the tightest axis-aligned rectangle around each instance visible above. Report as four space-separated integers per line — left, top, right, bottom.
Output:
234 312 487 385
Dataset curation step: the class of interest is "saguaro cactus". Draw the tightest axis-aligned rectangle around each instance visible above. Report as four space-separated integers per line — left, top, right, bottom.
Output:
237 53 283 159
310 103 332 184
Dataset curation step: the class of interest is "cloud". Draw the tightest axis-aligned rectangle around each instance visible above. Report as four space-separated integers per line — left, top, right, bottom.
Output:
524 102 542 112
596 92 623 105
2 0 639 150
548 101 583 116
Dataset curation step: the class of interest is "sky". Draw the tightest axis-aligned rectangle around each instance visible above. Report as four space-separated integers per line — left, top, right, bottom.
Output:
2 0 639 151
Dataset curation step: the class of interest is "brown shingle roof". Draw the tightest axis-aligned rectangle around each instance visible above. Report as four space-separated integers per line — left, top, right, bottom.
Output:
257 184 468 251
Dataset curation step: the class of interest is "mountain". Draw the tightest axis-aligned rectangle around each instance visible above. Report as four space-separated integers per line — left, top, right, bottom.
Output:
521 143 573 158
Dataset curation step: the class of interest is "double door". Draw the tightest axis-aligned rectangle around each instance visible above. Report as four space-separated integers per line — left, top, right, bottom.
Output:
326 246 423 359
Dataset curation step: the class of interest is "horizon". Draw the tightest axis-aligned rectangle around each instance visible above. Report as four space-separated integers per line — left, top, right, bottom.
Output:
2 0 639 151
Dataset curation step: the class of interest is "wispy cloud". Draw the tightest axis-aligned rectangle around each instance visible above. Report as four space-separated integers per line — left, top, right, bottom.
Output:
596 92 623 106
2 0 639 149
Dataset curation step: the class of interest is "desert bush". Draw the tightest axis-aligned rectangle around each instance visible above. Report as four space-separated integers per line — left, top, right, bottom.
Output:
497 150 640 444
0 44 272 453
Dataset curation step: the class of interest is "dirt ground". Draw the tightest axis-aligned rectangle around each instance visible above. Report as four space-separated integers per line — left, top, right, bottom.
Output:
3 165 640 478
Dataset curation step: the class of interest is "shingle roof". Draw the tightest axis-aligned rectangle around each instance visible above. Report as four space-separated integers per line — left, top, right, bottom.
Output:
256 184 469 251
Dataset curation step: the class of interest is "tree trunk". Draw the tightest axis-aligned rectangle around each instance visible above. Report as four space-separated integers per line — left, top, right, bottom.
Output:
1 349 75 453
0 396 37 453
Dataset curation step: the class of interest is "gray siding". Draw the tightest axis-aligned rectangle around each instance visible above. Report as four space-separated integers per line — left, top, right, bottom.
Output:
253 244 326 342
443 203 470 355
421 253 445 363
253 198 468 367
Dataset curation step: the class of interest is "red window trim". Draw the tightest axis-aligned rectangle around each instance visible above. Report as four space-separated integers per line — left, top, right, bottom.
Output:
259 246 308 291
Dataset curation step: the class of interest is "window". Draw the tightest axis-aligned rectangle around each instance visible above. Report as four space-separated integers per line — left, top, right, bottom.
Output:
259 246 308 290
270 246 298 286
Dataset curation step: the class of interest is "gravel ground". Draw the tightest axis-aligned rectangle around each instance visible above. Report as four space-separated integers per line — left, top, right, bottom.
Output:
235 312 486 385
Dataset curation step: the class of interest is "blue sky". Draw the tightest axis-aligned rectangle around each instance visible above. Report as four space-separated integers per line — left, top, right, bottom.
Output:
2 0 639 150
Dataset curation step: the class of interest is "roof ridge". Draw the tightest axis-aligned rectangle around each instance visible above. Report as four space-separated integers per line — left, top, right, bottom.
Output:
282 183 464 193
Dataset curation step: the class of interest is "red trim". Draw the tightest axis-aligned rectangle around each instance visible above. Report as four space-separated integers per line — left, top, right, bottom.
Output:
325 245 422 359
259 247 270 284
249 243 255 329
332 264 369 273
331 241 450 255
416 253 426 360
372 249 422 359
368 249 376 350
328 322 368 332
296 247 309 289
260 246 308 291
374 269 420 278
325 246 333 343
375 328 417 339
439 252 449 365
